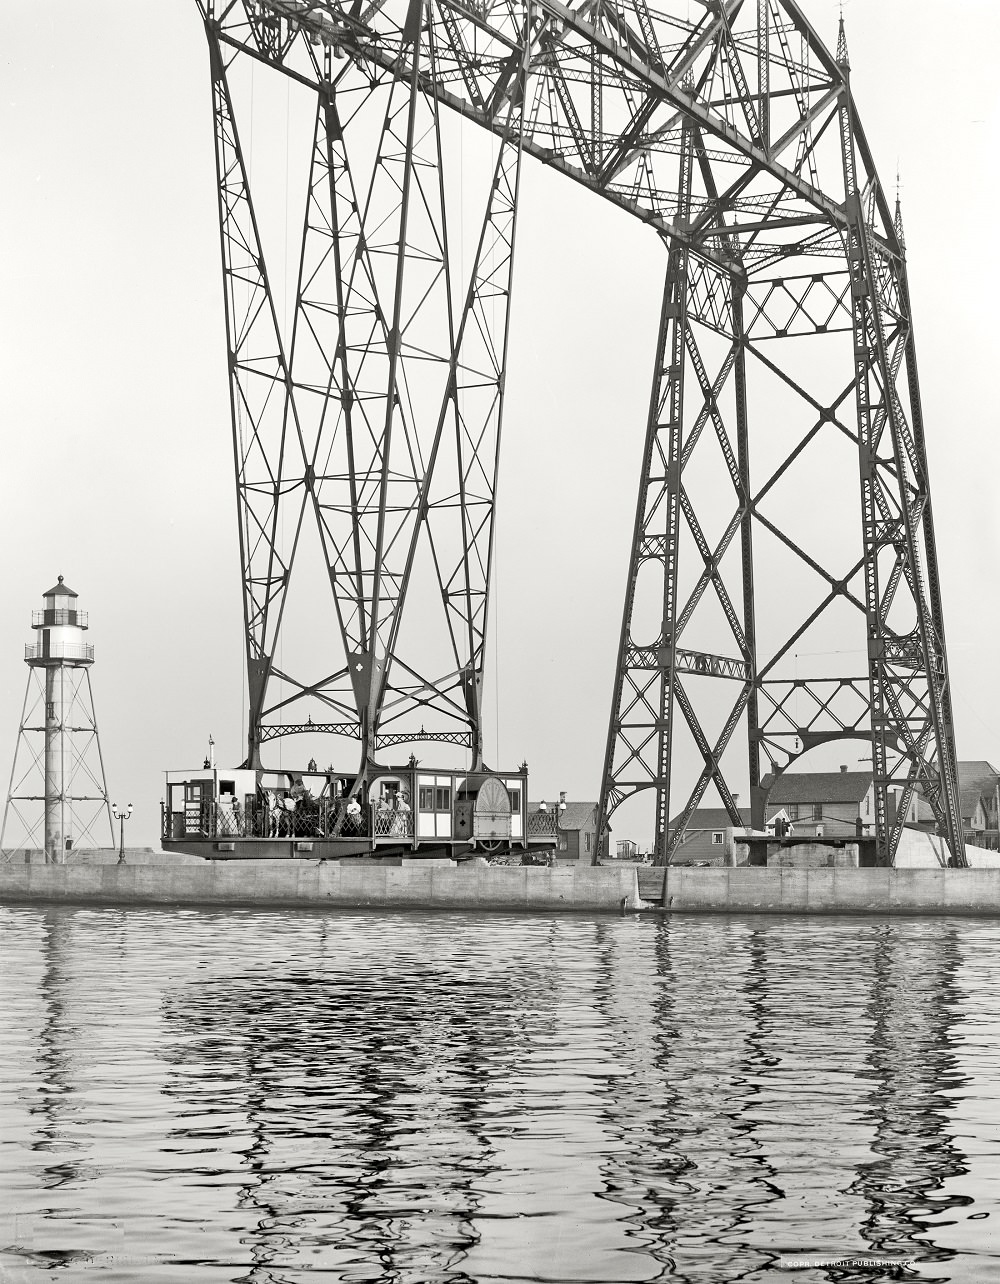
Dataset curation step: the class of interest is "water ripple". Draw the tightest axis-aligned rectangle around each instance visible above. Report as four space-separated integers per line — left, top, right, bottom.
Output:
1 908 998 1281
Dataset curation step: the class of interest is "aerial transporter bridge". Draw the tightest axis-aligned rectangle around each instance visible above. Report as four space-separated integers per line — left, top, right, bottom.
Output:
188 0 966 867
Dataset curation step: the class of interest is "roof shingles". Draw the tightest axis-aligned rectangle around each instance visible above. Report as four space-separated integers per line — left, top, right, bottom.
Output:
528 802 597 830
763 770 872 806
668 807 750 830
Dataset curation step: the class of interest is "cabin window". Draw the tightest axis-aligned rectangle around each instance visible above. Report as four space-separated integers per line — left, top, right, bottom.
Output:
220 780 235 796
419 786 434 810
788 804 799 821
711 831 724 845
585 832 592 853
435 787 451 812
508 788 521 812
812 804 822 821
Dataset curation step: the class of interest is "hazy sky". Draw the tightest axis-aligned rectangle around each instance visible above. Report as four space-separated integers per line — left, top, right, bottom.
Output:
1 1 998 847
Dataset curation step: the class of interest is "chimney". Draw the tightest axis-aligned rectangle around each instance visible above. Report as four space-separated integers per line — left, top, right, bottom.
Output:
840 765 847 773
559 790 567 804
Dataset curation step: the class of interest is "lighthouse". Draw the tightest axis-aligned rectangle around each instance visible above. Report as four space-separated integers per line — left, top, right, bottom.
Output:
1 577 113 862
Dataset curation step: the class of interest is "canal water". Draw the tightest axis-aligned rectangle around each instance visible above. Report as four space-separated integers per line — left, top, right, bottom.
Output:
1 907 997 1283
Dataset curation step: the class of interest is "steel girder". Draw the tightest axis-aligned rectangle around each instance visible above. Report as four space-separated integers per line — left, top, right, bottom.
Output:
591 10 964 868
199 0 526 769
196 0 963 866
834 29 963 865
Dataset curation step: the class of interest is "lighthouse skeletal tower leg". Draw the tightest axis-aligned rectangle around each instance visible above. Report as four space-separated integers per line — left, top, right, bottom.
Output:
44 664 67 860
1 577 113 863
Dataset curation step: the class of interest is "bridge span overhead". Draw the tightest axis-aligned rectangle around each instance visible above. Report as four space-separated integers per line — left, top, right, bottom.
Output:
194 0 965 868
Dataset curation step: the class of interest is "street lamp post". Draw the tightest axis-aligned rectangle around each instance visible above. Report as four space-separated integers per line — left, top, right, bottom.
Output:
113 803 132 864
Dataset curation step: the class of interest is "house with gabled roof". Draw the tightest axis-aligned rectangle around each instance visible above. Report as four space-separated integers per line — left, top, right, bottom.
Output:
527 795 602 863
958 761 1000 850
959 788 988 844
667 805 752 865
904 761 1000 849
897 790 936 831
763 766 875 840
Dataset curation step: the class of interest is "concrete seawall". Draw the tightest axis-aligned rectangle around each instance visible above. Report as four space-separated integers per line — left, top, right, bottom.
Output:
8 861 996 917
0 860 642 914
657 866 1000 915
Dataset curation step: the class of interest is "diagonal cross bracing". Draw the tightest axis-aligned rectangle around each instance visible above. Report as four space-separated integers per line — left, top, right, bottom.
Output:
198 0 527 770
196 1 964 866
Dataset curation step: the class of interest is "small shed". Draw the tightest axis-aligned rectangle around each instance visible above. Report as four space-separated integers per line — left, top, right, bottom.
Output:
527 798 601 863
668 807 752 865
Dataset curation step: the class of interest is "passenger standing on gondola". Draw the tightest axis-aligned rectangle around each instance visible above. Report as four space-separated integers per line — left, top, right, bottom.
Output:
376 793 392 834
393 792 411 837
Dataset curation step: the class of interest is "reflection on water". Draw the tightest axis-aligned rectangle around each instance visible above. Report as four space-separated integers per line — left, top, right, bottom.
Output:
1 908 998 1283
161 938 561 1283
853 926 969 1275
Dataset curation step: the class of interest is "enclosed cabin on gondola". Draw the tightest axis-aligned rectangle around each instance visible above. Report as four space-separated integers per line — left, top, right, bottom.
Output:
163 765 259 844
161 758 530 860
369 768 526 851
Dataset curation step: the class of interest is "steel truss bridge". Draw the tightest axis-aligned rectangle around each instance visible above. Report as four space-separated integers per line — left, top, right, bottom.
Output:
196 0 966 867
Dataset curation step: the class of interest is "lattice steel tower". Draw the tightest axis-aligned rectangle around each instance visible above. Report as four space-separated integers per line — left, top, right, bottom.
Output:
196 1 964 866
1 578 113 862
595 12 964 868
